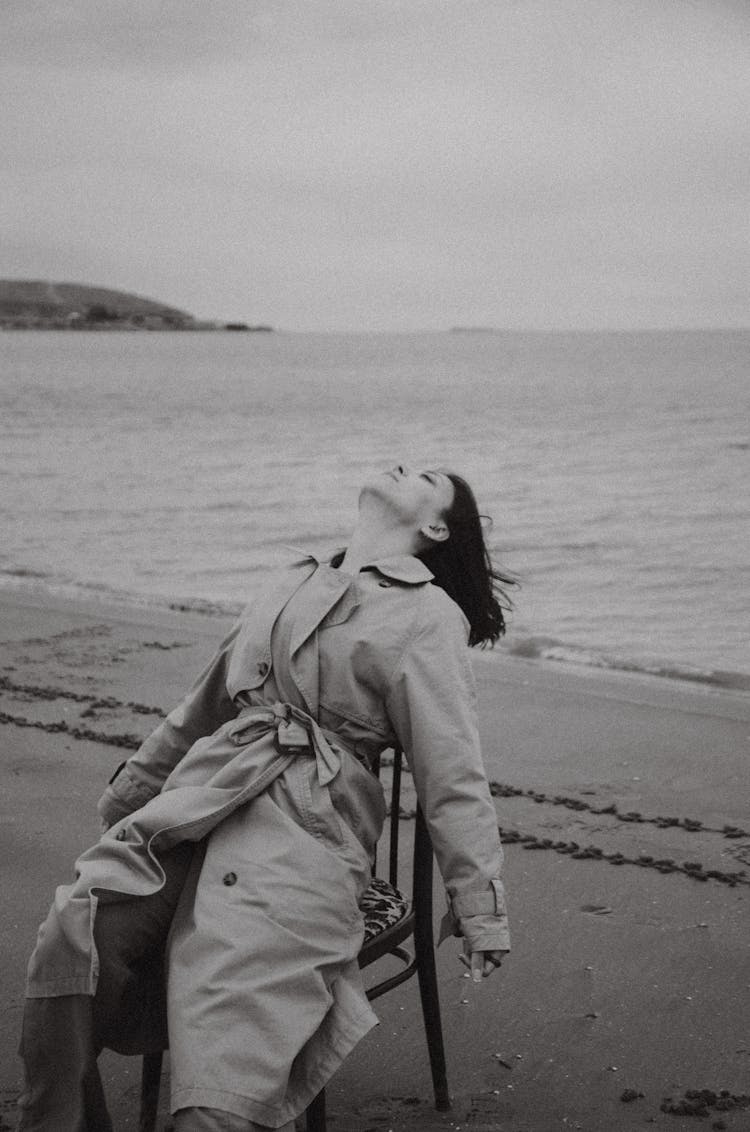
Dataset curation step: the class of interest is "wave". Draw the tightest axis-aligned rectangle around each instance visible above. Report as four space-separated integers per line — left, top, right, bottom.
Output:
504 634 750 693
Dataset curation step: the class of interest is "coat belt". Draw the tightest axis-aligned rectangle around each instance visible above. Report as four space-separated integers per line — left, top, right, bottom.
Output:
230 701 343 787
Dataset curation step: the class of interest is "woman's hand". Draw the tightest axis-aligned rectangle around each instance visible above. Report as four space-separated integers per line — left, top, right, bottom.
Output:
459 942 504 983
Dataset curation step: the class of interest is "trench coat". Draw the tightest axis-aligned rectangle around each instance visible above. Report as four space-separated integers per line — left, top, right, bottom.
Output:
25 550 510 1126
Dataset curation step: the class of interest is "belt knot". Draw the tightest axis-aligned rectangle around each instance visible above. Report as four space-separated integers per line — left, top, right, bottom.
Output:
235 700 342 787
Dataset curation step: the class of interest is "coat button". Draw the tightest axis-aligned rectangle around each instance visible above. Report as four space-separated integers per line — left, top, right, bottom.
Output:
257 660 269 677
115 828 127 841
223 872 237 886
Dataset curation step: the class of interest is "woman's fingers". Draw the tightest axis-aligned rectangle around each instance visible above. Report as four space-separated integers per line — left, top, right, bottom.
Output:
482 955 500 977
459 947 503 981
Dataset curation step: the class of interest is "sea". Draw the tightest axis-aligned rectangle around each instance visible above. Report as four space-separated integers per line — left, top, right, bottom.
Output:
2 329 748 691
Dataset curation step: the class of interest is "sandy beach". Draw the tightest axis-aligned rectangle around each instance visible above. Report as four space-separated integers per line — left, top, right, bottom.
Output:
1 589 748 1131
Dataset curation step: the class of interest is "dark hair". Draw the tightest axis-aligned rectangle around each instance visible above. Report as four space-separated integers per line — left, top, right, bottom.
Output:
417 473 517 648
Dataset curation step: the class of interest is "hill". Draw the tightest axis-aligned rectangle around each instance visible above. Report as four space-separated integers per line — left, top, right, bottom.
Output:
0 280 198 329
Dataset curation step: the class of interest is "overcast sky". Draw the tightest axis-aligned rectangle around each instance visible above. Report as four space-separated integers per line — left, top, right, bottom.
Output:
3 0 749 330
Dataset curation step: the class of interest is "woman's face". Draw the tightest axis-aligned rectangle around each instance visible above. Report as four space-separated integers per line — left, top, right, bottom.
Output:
363 464 455 531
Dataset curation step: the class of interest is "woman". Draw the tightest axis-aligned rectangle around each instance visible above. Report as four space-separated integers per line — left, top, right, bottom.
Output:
18 464 513 1132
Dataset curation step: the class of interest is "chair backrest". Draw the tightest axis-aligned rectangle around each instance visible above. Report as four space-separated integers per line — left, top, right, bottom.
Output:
388 747 433 884
362 747 436 977
372 746 428 892
372 745 406 886
390 747 434 918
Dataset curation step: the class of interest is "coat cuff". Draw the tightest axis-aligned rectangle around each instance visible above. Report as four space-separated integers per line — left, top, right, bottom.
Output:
450 878 506 919
438 878 510 952
97 763 158 829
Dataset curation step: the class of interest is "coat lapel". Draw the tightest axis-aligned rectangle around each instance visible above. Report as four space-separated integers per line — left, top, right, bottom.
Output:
288 570 352 658
287 570 359 718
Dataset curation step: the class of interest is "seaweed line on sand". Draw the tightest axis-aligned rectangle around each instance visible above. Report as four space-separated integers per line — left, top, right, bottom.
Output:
386 751 746 842
0 675 165 717
12 625 113 646
384 754 749 840
661 1088 750 1118
383 804 747 888
2 679 747 840
0 710 142 750
495 826 748 888
1 702 748 886
485 780 749 840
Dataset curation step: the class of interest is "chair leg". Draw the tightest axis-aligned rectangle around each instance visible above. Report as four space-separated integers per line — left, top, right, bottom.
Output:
140 1051 164 1132
413 809 450 1112
414 926 451 1111
305 1087 326 1132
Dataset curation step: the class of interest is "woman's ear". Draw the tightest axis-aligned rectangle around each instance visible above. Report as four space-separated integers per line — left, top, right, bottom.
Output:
419 520 450 544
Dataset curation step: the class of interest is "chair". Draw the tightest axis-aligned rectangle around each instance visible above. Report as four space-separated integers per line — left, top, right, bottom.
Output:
138 746 450 1132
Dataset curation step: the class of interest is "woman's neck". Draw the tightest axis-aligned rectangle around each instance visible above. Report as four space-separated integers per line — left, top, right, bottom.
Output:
339 521 419 576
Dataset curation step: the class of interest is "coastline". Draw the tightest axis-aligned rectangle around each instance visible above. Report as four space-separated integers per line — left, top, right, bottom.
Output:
1 587 748 1130
3 572 748 696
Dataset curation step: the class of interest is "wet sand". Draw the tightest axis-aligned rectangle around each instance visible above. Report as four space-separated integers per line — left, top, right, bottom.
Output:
1 589 748 1131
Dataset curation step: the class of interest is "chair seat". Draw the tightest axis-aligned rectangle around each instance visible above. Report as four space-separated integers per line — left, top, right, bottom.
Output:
360 876 409 944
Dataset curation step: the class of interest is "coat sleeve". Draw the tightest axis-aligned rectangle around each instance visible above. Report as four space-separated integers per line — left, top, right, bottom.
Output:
97 620 242 828
384 598 510 954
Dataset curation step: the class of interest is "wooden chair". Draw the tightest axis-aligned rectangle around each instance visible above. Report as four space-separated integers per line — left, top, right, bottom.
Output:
138 747 450 1132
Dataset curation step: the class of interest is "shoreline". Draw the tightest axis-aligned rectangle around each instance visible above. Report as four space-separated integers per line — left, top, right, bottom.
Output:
3 575 749 698
1 587 749 1130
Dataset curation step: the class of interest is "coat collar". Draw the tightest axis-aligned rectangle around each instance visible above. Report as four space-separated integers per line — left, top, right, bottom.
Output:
286 546 434 586
365 556 434 584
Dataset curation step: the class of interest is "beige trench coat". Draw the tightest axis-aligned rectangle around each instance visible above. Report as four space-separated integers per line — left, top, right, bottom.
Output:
26 551 509 1125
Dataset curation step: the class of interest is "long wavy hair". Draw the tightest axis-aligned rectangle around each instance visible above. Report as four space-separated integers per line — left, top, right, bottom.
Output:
418 473 516 647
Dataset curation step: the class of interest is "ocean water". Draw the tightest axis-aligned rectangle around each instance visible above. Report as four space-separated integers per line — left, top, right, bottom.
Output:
2 329 749 689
